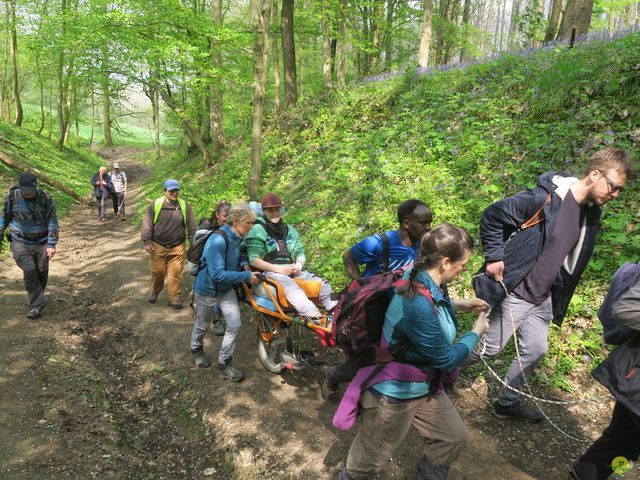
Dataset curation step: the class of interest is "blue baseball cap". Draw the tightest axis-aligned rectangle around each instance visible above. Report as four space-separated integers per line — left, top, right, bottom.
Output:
164 179 180 191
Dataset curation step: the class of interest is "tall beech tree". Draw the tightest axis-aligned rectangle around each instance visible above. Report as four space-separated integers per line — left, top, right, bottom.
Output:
281 0 296 109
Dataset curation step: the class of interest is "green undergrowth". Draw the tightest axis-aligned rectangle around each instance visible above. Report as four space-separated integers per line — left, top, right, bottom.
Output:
0 123 104 214
148 33 640 391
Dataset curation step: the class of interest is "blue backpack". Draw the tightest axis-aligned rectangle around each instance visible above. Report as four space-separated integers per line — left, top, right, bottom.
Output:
598 262 640 345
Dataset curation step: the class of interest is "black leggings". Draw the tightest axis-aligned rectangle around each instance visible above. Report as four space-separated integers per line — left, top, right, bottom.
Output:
572 401 640 479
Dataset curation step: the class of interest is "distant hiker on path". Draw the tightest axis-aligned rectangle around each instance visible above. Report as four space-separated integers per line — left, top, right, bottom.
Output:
140 179 196 310
465 147 637 423
91 166 112 223
190 204 260 382
109 162 128 221
338 224 490 480
0 173 58 319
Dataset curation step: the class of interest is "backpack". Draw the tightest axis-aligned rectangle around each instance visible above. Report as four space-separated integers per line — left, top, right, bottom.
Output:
331 271 436 368
186 229 228 275
598 262 640 345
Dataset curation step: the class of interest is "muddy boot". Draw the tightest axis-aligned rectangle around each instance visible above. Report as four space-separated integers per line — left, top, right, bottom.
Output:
218 358 245 382
415 455 449 480
338 467 352 480
191 348 211 368
320 366 340 402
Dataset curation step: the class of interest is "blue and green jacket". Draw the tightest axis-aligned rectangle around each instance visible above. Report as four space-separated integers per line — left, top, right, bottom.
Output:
373 269 479 399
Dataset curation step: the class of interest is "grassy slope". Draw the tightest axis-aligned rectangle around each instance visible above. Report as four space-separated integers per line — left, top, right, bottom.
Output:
149 33 640 389
166 33 639 288
0 124 104 215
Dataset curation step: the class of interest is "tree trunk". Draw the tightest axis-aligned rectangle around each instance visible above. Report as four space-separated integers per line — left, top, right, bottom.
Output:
434 0 450 64
281 0 296 109
384 0 395 67
210 0 224 158
460 0 472 61
418 0 434 67
35 50 45 134
7 0 22 127
369 0 385 73
544 0 563 42
1 7 8 123
154 87 160 156
336 0 347 88
0 149 91 205
557 0 594 40
89 86 95 150
101 72 113 147
249 0 271 200
507 0 520 47
443 0 460 64
159 83 211 166
271 0 281 113
55 0 68 150
322 0 333 90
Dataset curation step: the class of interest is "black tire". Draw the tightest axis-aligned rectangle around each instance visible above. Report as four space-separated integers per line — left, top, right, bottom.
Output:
256 313 286 374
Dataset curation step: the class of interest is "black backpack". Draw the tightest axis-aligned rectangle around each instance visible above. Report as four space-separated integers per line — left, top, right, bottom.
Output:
331 272 436 368
186 229 228 275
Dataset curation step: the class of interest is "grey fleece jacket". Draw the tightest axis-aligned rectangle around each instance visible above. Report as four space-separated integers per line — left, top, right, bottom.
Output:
613 279 640 332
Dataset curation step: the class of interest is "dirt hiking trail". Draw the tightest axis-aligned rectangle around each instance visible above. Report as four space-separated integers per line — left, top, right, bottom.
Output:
0 147 636 480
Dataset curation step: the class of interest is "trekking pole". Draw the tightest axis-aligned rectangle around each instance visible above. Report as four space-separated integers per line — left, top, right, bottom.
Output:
117 197 125 214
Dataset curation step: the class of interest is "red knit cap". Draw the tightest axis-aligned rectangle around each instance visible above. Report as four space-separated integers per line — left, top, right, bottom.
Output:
261 192 283 208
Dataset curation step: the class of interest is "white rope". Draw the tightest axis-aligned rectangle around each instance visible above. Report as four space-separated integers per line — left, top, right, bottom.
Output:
475 278 609 443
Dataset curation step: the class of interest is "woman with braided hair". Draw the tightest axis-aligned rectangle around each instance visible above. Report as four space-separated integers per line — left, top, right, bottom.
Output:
339 223 490 480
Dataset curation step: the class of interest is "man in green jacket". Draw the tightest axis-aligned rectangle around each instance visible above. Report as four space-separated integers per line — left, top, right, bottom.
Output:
245 192 337 317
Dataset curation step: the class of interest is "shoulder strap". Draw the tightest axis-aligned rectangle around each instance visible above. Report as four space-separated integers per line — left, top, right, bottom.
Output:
380 232 390 273
213 229 229 255
153 197 164 224
521 192 552 230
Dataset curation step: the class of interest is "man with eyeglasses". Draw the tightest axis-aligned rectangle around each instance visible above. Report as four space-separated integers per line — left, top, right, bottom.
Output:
141 179 196 309
465 147 637 423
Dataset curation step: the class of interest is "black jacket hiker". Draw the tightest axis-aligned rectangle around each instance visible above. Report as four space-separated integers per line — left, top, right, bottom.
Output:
473 171 601 325
570 279 640 480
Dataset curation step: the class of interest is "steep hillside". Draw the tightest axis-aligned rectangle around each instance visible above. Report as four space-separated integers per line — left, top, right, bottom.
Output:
142 33 640 392
169 33 640 293
0 124 103 215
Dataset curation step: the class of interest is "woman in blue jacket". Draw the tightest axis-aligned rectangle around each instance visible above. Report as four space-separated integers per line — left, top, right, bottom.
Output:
341 223 489 480
190 204 260 382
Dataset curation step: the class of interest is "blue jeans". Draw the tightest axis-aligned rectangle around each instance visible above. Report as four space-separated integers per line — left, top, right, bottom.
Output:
191 289 241 365
95 190 109 219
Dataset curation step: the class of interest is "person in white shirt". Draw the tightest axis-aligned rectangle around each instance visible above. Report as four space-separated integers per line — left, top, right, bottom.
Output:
109 162 128 221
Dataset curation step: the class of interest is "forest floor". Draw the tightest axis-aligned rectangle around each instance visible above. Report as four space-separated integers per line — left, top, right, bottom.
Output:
0 147 637 480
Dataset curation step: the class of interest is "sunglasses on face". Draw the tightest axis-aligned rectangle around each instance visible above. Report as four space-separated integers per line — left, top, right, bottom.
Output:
601 173 624 194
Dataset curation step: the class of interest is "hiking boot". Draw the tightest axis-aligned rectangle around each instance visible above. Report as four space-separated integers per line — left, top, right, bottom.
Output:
191 349 211 368
26 308 41 319
168 301 183 310
213 320 225 336
218 360 245 382
320 366 340 402
415 455 449 480
338 467 352 480
120 214 126 221
493 401 543 423
148 291 159 303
